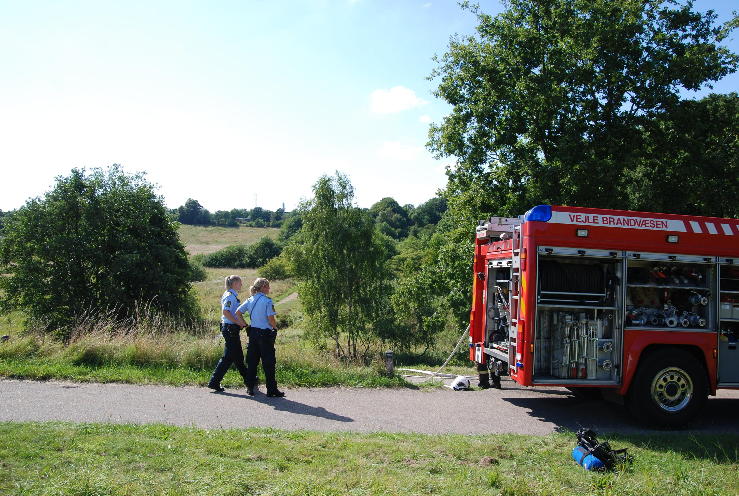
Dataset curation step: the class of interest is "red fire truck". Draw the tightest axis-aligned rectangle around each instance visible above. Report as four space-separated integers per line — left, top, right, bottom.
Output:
470 205 739 426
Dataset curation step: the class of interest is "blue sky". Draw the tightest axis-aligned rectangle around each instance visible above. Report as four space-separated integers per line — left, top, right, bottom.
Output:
0 0 736 212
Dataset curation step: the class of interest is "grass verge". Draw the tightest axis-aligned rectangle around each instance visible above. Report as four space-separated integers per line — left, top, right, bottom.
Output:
0 422 736 496
0 330 407 388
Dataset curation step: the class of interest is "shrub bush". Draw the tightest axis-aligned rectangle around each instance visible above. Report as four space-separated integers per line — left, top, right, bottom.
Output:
201 237 282 268
201 245 249 268
258 254 291 280
246 237 282 267
188 260 208 282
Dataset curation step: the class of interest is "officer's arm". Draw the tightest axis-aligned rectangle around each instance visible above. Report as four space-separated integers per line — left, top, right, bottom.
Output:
268 315 277 330
232 310 248 328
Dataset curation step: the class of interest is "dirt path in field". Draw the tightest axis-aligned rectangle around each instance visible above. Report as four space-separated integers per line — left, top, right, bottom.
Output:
276 292 298 304
2 378 738 434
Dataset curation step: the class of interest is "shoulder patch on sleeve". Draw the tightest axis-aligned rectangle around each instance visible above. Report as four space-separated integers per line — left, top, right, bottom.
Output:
225 300 232 308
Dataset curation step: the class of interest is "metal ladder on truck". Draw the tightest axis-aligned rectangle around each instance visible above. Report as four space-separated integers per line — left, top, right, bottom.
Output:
508 224 523 376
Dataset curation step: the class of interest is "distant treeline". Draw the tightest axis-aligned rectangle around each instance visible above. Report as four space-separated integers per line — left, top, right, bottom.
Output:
172 196 447 241
171 199 287 228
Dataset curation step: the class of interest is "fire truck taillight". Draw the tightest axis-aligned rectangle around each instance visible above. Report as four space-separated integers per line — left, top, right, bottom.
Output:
666 235 679 243
576 229 589 237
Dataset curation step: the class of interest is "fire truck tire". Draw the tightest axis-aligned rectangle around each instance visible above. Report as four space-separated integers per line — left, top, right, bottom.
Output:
626 348 708 427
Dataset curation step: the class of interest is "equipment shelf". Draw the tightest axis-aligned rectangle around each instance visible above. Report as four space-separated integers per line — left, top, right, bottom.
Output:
538 304 617 310
624 326 713 332
627 283 708 290
720 318 739 323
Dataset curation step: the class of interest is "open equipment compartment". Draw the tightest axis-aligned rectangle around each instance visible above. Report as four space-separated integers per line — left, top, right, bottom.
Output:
533 248 622 383
625 253 714 331
485 263 511 346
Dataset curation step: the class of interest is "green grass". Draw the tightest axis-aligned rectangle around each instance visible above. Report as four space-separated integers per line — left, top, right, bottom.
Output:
178 224 279 255
0 423 736 496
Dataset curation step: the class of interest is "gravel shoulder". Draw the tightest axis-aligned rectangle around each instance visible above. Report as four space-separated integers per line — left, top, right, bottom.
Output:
1 378 737 434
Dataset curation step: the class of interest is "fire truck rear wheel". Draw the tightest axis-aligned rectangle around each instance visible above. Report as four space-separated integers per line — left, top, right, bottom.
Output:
626 348 708 427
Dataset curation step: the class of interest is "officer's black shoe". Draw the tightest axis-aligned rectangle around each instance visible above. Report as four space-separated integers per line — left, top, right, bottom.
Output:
266 390 285 398
207 383 225 392
246 386 255 396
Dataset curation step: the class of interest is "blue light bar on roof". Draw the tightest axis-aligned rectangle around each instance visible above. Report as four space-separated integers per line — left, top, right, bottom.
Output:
524 205 552 222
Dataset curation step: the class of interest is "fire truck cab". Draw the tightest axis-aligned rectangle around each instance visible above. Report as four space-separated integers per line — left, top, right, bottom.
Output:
470 205 739 426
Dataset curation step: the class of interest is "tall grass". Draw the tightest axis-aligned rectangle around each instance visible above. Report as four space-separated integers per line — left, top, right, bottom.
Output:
0 304 407 388
0 261 469 388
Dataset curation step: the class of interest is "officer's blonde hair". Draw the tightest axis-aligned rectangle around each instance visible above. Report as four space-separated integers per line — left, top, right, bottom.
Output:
224 275 241 290
250 277 270 295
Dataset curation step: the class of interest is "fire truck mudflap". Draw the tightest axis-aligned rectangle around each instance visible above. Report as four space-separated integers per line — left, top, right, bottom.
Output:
470 205 739 427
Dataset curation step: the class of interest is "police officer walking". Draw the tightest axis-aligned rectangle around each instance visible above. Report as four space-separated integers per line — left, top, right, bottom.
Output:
236 277 284 397
207 275 250 392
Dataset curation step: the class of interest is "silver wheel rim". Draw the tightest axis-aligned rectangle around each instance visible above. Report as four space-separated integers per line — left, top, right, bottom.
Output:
650 367 693 412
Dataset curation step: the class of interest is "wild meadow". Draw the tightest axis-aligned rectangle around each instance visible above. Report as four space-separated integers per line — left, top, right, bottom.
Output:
0 226 472 388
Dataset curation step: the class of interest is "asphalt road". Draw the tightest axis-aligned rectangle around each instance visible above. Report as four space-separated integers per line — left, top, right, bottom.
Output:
1 378 738 435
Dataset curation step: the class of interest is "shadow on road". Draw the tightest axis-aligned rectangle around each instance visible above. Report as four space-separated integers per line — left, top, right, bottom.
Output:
214 390 354 422
262 397 354 423
503 394 739 437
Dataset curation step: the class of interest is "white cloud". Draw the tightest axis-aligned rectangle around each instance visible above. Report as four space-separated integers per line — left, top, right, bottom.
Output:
419 114 432 123
377 141 425 161
369 86 428 114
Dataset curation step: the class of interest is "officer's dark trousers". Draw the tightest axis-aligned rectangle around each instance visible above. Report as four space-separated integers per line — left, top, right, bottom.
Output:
209 323 248 385
246 327 278 392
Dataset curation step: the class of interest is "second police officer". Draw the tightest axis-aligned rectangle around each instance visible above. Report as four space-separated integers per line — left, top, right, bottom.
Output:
236 277 285 397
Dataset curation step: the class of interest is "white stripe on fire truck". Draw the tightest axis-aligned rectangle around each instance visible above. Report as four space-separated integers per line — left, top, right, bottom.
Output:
689 221 702 233
721 224 733 235
706 222 718 235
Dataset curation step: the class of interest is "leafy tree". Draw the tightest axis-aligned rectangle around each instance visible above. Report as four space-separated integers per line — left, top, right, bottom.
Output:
286 173 394 360
626 92 738 218
270 208 285 227
430 0 738 219
212 210 239 227
177 198 212 225
369 197 412 239
248 207 271 224
278 212 303 243
0 209 9 232
389 211 476 350
409 197 447 228
0 167 197 335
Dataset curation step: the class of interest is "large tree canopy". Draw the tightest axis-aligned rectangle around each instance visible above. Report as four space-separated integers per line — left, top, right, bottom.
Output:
626 92 738 217
0 167 197 334
369 197 412 239
430 0 738 219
